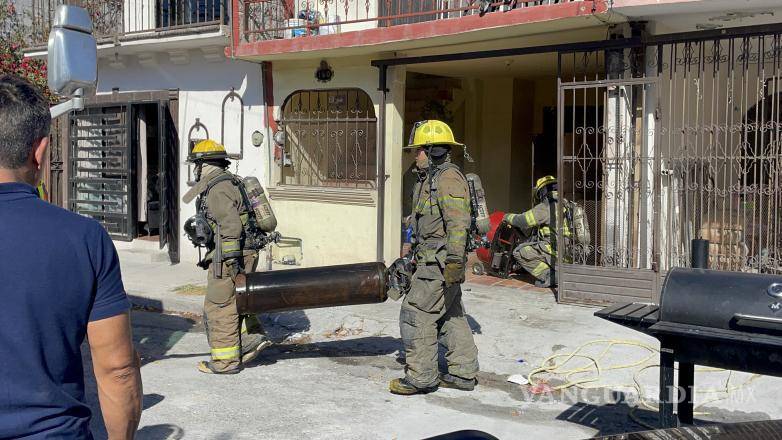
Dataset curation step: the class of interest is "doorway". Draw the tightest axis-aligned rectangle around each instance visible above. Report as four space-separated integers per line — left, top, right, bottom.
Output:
133 103 162 240
68 94 180 263
400 55 562 247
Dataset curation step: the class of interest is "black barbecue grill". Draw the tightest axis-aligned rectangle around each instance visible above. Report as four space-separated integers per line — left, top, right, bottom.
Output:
596 267 782 428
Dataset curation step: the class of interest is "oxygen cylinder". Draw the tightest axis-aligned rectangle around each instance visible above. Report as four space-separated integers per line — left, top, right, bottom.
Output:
242 176 277 232
466 173 490 235
235 262 388 314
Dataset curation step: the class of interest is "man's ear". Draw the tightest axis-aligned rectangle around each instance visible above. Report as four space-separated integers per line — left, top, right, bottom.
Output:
32 137 50 170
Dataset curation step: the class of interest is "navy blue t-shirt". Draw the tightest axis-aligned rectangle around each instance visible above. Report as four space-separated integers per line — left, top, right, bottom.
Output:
0 183 130 439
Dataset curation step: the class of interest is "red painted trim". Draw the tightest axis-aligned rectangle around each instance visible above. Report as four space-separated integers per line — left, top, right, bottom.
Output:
261 61 283 162
234 1 605 58
263 61 278 132
231 0 240 53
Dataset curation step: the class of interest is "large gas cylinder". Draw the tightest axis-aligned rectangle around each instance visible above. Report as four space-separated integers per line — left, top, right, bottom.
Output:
242 176 277 232
235 262 388 314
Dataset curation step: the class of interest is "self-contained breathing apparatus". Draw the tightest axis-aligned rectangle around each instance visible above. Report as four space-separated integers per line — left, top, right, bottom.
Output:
184 173 280 271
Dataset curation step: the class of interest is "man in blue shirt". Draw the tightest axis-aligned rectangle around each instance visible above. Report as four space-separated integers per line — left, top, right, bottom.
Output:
0 75 142 439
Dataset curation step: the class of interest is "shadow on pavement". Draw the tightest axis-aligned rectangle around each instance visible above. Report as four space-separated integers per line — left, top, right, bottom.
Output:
136 424 185 440
250 336 400 367
558 388 774 437
260 310 311 341
556 400 656 437
465 314 482 334
84 297 198 438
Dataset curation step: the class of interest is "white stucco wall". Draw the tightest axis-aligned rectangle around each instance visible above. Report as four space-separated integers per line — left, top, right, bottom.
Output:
96 50 268 264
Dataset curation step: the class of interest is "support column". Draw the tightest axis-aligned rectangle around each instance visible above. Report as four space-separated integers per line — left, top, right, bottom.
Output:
380 65 407 264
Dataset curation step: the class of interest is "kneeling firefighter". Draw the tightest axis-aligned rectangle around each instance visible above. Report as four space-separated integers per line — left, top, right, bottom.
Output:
183 139 278 374
388 120 479 395
503 176 565 288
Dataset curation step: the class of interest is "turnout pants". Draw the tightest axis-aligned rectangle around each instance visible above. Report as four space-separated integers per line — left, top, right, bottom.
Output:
204 252 263 371
400 265 479 388
513 242 553 283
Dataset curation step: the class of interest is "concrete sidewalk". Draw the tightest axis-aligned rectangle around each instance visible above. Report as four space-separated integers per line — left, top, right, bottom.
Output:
116 250 782 438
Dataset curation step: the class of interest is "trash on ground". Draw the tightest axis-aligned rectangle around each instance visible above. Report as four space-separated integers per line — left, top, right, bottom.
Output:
507 374 529 385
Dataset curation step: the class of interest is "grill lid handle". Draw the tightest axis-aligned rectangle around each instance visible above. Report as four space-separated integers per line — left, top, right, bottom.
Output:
733 313 782 331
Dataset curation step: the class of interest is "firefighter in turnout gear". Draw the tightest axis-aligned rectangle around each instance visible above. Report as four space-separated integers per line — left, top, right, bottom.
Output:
182 140 272 374
389 120 479 395
503 175 566 288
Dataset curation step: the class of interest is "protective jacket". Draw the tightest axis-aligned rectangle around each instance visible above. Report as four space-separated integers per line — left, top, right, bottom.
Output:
410 162 471 269
505 191 571 255
184 166 252 266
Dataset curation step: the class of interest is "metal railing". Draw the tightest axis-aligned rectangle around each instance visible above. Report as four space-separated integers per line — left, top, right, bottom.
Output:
236 0 582 44
26 0 227 48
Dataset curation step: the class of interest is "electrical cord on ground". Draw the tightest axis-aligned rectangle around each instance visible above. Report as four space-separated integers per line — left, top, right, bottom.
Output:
525 339 762 430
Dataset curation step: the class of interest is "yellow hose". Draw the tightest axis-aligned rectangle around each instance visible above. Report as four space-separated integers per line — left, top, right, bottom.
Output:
524 339 762 430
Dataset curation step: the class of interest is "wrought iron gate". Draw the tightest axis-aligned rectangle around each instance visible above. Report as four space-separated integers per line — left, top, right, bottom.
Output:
69 105 134 240
557 29 782 305
557 73 660 305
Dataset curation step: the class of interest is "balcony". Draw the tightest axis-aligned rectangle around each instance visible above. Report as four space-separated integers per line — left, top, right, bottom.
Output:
232 0 599 59
26 0 228 49
236 0 585 43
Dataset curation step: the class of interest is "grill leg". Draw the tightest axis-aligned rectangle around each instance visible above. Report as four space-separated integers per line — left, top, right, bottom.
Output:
659 346 676 428
678 362 695 425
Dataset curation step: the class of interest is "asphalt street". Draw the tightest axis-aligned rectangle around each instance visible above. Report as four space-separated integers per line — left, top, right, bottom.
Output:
78 279 782 439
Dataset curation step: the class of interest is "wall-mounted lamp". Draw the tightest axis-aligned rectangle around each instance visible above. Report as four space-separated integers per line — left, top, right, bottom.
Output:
273 129 286 146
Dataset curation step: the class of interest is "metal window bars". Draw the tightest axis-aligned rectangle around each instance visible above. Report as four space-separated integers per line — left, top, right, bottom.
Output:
558 33 782 278
279 88 377 188
26 0 226 48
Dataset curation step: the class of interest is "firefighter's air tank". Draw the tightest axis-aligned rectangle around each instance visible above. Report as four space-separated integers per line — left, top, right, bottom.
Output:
242 176 277 232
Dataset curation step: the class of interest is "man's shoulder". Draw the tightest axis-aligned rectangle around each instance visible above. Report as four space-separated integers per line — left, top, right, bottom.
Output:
35 201 105 237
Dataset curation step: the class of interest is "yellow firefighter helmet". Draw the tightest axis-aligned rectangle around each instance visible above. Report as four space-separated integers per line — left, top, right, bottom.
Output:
188 139 229 162
535 175 557 192
534 175 557 201
406 120 464 149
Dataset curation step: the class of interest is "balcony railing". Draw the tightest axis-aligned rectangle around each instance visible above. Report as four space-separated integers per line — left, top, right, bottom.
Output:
27 0 228 48
236 0 582 44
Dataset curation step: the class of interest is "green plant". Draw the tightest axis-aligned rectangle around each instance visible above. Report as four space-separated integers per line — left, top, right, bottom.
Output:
0 0 56 103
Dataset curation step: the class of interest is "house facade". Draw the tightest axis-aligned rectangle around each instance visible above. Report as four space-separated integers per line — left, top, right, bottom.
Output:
27 0 782 305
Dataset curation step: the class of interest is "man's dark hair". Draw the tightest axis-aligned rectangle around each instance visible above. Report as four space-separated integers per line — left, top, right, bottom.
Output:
0 75 51 169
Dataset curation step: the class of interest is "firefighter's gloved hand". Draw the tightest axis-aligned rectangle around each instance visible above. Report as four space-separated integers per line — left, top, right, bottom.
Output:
444 262 465 286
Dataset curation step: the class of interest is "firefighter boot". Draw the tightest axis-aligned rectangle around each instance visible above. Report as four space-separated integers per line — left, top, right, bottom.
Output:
535 270 553 288
241 333 273 365
389 378 438 395
197 361 242 375
439 373 477 391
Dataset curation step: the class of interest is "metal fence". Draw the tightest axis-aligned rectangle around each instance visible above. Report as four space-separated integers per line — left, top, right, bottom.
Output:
26 0 226 47
656 35 782 275
237 0 582 43
279 89 377 188
557 30 782 306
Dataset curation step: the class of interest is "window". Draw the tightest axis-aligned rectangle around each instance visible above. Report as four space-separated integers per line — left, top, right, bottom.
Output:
280 89 377 188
